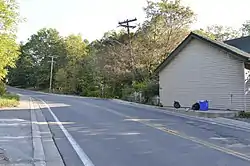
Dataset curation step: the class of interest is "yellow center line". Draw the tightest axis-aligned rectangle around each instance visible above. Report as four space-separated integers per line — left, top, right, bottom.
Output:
82 101 250 162
138 120 250 161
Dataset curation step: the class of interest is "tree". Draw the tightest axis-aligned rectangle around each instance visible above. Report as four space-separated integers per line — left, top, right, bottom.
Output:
8 0 200 103
8 43 36 87
121 0 196 101
89 32 128 97
241 20 250 36
193 29 216 40
80 0 197 99
24 28 65 89
0 0 20 82
137 0 195 67
194 25 240 41
55 34 89 94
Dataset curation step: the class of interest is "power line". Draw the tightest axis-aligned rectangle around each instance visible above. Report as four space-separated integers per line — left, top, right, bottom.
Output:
118 18 137 41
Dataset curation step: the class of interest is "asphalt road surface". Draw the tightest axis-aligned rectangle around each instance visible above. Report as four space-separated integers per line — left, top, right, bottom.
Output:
9 87 250 166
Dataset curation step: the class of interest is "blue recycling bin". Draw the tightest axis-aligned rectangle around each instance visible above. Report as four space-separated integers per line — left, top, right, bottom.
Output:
199 100 209 111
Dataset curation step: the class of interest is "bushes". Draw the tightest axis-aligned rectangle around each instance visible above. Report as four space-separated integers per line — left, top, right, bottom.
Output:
0 93 20 107
142 79 159 104
84 90 100 97
121 86 134 101
0 82 20 107
238 111 250 118
119 78 159 104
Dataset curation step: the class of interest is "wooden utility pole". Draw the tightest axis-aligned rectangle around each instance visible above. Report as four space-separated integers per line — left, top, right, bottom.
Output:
118 18 137 37
118 18 137 79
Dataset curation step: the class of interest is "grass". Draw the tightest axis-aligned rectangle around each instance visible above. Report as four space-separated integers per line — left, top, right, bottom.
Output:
0 93 20 108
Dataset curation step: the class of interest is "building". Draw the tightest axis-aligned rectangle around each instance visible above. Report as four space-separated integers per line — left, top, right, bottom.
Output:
225 36 250 53
155 32 250 111
225 35 250 111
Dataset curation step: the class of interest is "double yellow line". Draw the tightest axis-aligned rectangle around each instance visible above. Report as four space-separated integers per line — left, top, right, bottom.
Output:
139 120 250 162
82 101 250 162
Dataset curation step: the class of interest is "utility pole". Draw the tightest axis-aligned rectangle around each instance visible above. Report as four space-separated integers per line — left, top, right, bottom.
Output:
118 18 137 37
49 56 56 93
118 18 137 79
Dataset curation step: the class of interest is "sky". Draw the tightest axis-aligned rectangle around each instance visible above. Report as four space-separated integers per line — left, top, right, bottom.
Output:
17 0 250 42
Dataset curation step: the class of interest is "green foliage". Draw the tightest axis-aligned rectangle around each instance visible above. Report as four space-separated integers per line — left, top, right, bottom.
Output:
194 25 241 41
121 85 134 101
206 25 240 41
86 90 100 98
145 0 195 27
0 0 20 80
8 28 65 89
8 0 195 101
0 81 6 96
238 111 250 118
133 82 147 92
0 0 19 32
0 93 19 107
140 0 195 63
193 29 216 40
2 93 19 100
28 28 65 89
54 34 89 94
8 44 36 87
143 79 159 100
9 0 250 105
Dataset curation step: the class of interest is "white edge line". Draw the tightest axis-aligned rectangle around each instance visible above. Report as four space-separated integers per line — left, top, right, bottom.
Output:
39 99 95 166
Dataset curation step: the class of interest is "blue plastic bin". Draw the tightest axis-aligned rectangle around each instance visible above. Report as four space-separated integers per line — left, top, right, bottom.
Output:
199 100 209 111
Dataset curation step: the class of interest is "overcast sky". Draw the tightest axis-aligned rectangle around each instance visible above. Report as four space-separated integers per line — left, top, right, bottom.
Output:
17 0 250 42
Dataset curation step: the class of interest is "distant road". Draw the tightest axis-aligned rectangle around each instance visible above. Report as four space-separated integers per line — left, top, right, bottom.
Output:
9 87 250 166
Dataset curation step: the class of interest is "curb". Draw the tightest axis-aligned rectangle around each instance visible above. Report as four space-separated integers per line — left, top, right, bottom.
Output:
112 99 238 118
160 108 238 118
111 99 250 132
29 98 46 166
31 98 65 166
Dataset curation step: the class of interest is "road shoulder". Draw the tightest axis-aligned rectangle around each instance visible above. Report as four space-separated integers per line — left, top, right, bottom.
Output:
111 99 250 132
30 97 65 166
0 95 32 165
0 93 65 166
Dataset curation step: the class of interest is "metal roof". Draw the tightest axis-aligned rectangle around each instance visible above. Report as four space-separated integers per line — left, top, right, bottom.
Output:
224 36 250 53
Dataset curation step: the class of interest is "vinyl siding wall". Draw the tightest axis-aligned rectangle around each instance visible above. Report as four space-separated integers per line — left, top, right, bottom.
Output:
159 38 245 110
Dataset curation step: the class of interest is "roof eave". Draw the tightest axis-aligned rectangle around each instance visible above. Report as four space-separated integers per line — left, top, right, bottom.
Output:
154 32 250 75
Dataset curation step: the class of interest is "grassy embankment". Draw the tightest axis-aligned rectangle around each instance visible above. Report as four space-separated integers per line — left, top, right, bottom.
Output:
0 93 20 107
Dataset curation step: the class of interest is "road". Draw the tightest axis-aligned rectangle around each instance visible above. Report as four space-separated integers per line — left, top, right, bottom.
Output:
9 87 250 166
